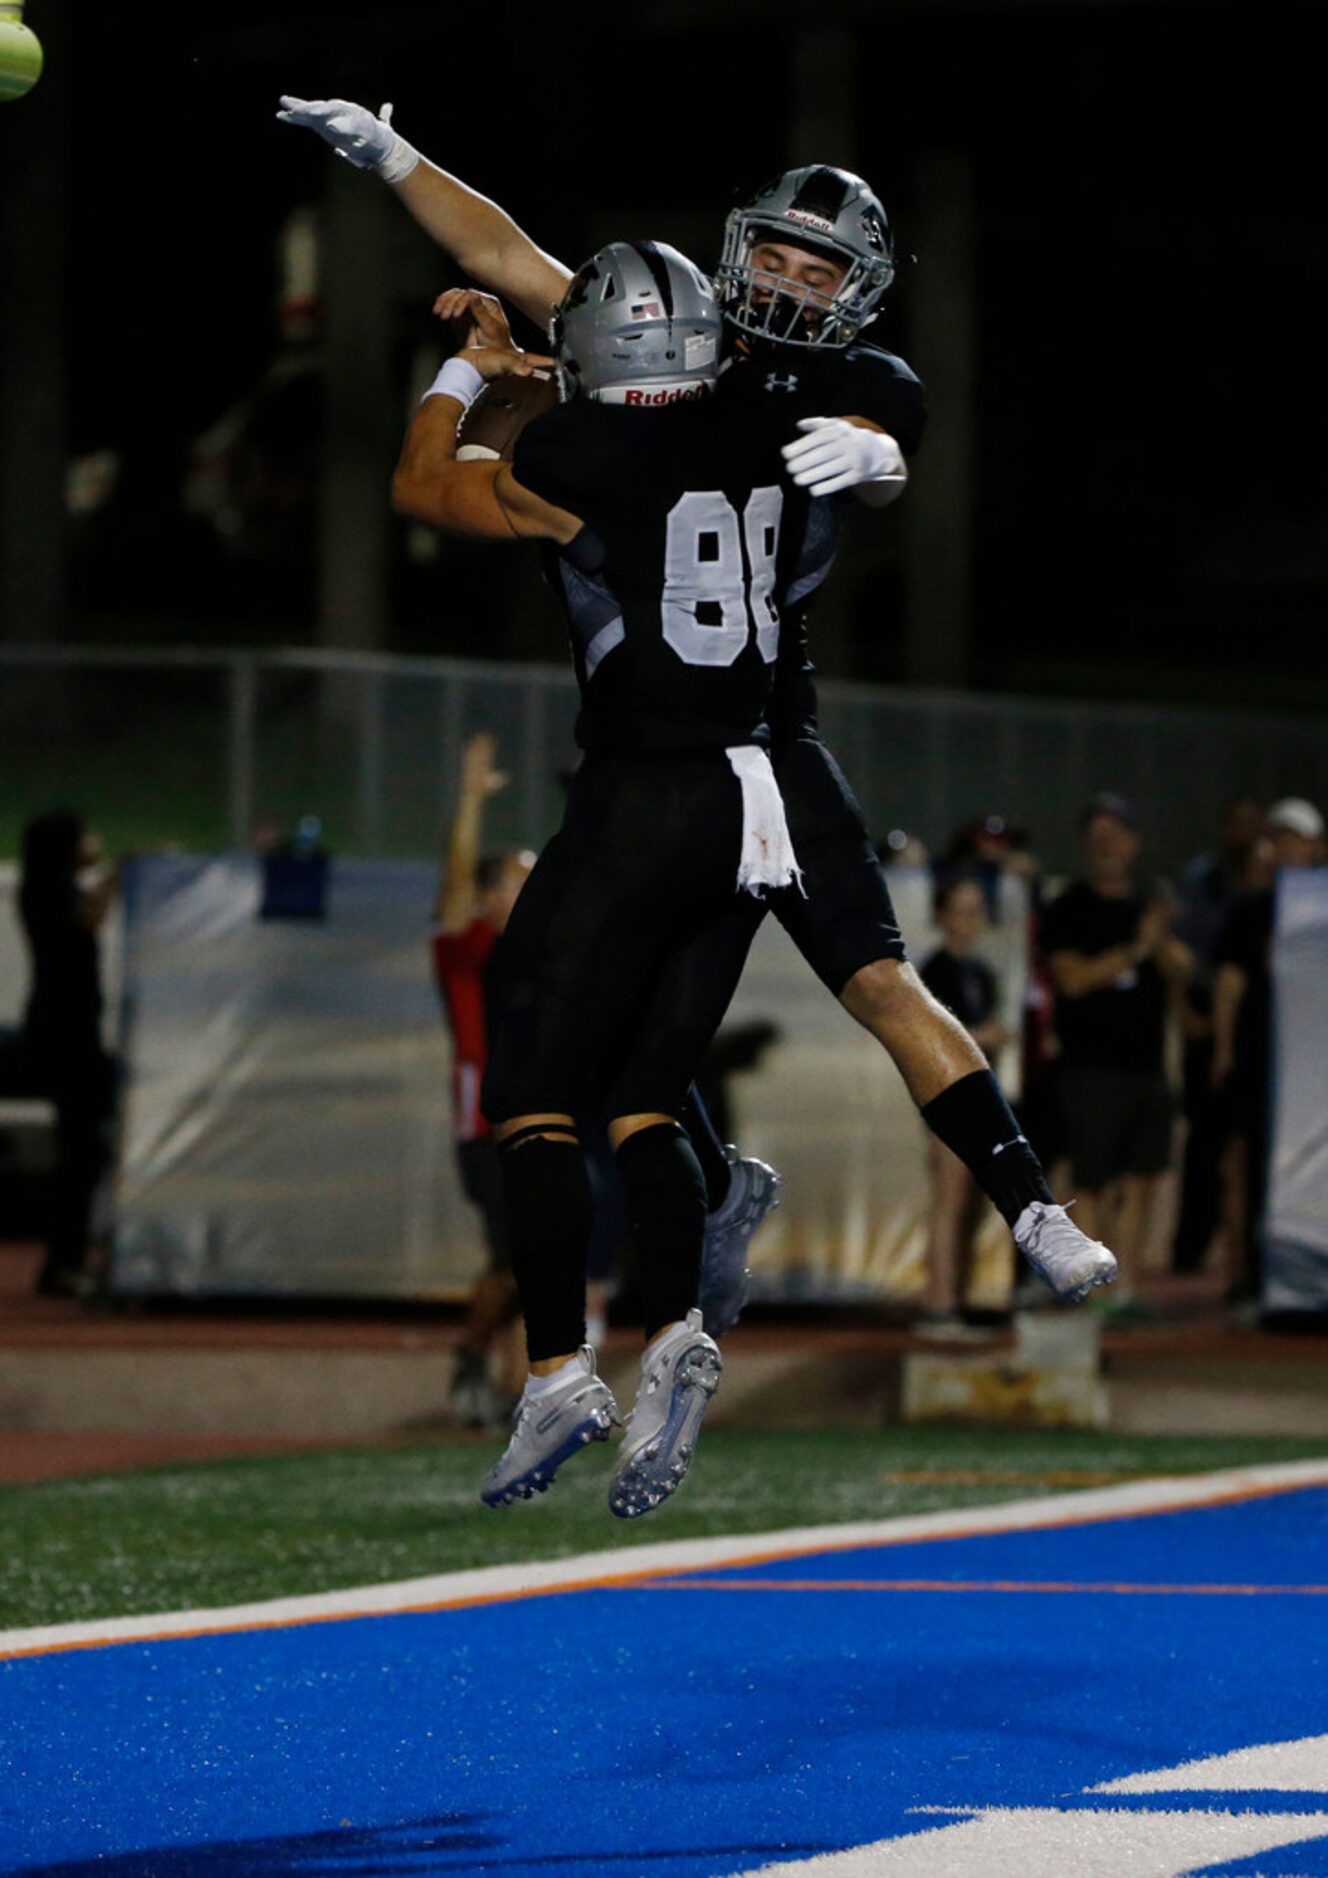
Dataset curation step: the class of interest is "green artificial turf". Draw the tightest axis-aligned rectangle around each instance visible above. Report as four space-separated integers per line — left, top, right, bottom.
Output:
2 1427 1325 1632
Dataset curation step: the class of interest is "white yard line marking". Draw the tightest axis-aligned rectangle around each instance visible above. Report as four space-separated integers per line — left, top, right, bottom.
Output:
1093 1733 1328 1792
731 1807 1328 1878
4 1456 1327 1661
736 1732 1328 1875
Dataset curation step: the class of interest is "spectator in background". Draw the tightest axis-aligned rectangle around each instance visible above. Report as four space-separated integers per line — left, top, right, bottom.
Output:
936 816 1042 923
17 810 119 1297
917 875 1012 1330
876 828 930 870
936 815 1059 1169
431 734 534 1425
1212 797 1325 1304
1041 795 1193 1311
1171 796 1266 1273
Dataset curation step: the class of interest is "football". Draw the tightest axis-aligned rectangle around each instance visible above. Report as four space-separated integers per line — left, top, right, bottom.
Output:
458 370 558 462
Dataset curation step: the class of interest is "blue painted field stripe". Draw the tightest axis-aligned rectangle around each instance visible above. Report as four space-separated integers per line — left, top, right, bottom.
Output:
2 1484 1328 1876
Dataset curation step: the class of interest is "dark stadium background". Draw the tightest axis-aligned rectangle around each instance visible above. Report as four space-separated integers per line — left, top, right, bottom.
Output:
1 0 1322 710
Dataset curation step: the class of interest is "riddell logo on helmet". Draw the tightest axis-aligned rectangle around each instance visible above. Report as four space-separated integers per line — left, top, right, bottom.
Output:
623 385 708 406
784 209 836 232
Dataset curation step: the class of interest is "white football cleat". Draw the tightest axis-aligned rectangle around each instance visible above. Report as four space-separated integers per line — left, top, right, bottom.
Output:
1014 1201 1118 1303
480 1347 618 1508
609 1309 723 1520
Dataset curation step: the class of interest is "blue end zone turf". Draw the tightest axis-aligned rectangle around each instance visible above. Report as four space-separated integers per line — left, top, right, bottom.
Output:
3 1485 1328 1876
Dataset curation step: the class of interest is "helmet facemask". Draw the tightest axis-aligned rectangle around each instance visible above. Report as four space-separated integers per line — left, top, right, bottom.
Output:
716 168 896 350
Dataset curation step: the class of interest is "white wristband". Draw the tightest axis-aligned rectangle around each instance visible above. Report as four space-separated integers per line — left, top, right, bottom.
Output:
369 104 420 185
378 137 420 185
422 356 485 410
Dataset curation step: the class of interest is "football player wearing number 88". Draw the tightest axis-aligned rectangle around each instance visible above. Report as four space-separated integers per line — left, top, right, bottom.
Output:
282 96 1118 1315
393 241 814 1515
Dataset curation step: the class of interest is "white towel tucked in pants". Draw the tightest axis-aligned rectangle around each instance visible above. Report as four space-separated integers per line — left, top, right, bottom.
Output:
725 744 803 897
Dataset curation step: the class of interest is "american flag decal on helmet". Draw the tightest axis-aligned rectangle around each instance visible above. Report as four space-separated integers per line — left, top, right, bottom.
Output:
630 301 662 320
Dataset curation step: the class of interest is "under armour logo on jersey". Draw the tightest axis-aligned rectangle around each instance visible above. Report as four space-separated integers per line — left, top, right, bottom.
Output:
765 371 800 394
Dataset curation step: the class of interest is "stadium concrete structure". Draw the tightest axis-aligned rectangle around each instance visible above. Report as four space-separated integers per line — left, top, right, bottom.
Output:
5 1245 1328 1483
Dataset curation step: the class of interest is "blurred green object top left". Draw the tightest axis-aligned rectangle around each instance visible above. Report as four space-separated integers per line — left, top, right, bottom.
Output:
0 2 42 102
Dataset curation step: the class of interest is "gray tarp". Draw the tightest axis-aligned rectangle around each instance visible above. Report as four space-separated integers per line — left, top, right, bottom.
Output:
112 855 463 1297
110 855 1028 1303
1264 865 1328 1312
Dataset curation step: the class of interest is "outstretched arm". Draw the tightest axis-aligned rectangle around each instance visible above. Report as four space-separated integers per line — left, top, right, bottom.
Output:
395 163 572 328
436 733 508 930
276 97 572 327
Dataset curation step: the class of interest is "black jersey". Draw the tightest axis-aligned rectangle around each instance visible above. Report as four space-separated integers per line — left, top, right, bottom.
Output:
720 339 926 449
513 394 810 757
721 339 927 743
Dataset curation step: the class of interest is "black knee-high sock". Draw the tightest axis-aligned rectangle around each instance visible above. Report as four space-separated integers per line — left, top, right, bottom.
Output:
614 1121 708 1339
921 1069 1052 1229
496 1134 591 1362
677 1085 732 1213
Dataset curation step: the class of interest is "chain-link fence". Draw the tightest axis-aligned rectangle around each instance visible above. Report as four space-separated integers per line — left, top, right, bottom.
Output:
4 646 1325 874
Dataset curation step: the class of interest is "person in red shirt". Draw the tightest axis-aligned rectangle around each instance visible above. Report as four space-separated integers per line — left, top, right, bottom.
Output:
431 733 533 1424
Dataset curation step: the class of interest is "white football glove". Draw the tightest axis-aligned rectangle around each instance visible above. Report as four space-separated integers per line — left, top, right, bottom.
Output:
276 96 420 185
781 416 905 497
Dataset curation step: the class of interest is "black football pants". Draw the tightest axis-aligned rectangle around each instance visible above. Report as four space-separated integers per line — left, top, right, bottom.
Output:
483 749 763 1129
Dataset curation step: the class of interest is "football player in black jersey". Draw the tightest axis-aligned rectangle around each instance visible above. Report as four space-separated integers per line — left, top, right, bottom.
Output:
281 97 1119 1315
394 241 810 1515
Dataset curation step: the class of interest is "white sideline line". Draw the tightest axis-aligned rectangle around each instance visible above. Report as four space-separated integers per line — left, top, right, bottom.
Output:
4 1456 1328 1661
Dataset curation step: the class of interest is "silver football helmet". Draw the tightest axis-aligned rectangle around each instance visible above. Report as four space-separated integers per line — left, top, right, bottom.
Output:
716 166 896 349
550 240 723 405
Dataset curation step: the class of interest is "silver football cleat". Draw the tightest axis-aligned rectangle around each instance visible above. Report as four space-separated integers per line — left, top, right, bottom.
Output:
697 1148 781 1337
480 1346 619 1508
609 1308 723 1520
1014 1200 1118 1304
